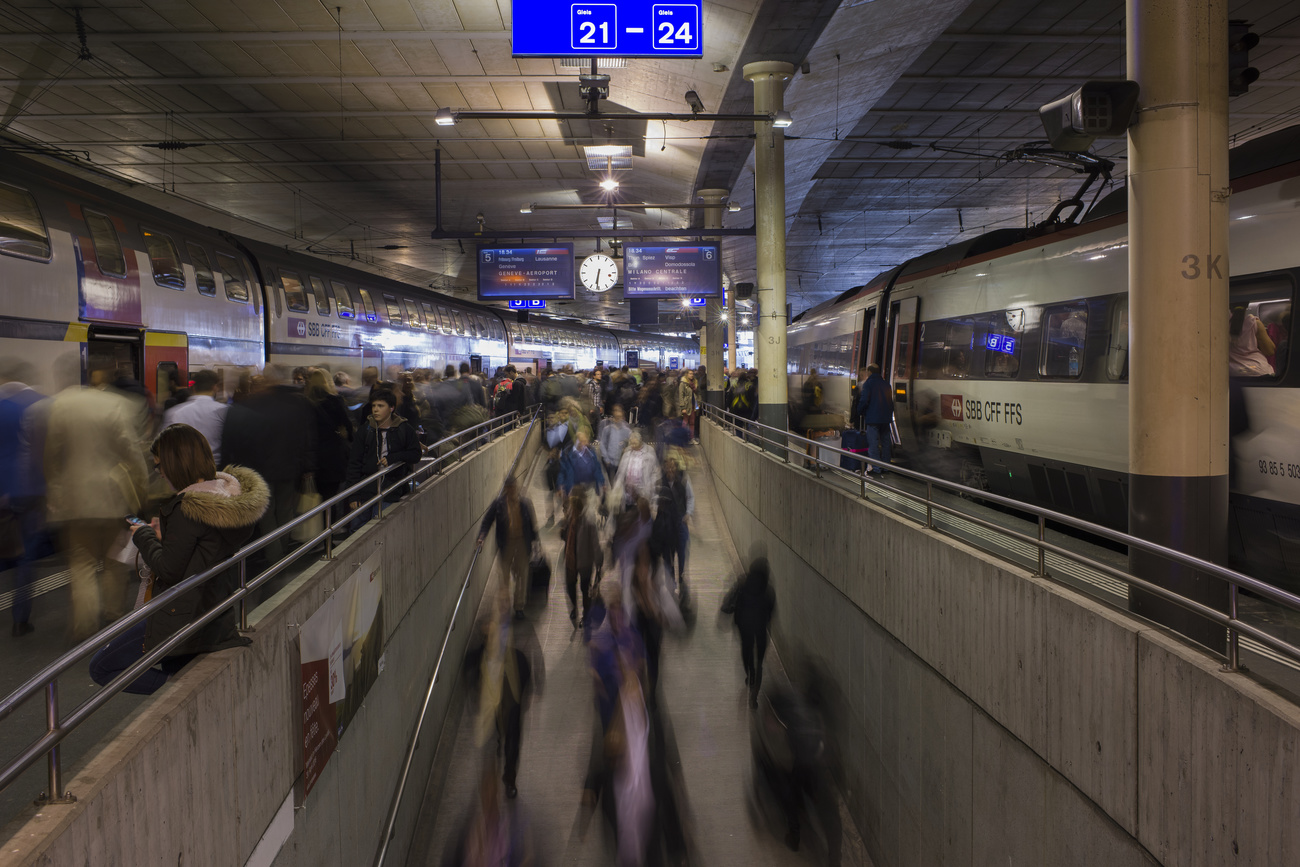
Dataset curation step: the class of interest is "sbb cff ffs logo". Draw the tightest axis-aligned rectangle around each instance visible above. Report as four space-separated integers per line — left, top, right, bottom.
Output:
289 317 307 338
940 394 964 421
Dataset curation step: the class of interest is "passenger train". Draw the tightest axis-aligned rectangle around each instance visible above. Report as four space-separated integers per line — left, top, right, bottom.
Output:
787 125 1300 591
0 151 699 403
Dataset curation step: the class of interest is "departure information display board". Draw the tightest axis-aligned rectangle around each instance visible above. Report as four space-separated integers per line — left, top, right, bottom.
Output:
478 246 575 300
512 1 703 58
622 245 721 298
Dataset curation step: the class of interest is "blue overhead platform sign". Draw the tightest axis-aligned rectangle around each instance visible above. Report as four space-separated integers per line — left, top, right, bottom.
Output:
512 1 702 57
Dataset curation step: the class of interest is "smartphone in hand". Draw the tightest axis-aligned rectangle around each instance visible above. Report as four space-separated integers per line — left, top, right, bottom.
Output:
125 515 147 529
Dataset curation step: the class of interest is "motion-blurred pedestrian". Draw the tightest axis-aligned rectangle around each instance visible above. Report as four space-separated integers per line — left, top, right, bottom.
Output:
0 358 47 637
163 369 227 465
45 355 148 640
562 485 603 629
722 557 776 708
221 364 317 571
477 475 539 619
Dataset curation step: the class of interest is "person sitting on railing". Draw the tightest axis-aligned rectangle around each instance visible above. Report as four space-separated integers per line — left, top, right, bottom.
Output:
346 388 423 518
89 424 269 695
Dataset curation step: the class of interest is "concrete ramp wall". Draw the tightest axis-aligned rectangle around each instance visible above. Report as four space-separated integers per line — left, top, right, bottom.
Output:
701 422 1300 867
6 423 541 867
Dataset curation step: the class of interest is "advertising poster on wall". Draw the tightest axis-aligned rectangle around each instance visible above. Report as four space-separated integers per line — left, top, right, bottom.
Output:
299 551 386 797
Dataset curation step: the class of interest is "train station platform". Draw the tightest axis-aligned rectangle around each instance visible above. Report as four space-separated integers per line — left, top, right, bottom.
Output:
4 409 1300 867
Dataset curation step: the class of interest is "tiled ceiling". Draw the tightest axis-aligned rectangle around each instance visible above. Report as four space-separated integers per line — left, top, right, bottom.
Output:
1 0 1298 324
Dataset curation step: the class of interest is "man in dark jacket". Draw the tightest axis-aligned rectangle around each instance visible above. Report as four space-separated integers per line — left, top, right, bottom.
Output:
558 430 605 502
477 475 539 618
724 557 776 708
346 388 423 511
221 365 317 567
856 363 893 474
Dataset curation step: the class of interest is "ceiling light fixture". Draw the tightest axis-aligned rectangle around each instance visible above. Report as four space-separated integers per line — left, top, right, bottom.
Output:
685 90 705 114
600 178 620 192
519 204 534 214
434 107 457 126
727 202 741 212
771 111 793 129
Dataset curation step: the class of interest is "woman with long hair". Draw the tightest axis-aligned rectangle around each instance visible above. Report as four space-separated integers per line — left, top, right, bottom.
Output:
304 368 353 500
89 424 269 695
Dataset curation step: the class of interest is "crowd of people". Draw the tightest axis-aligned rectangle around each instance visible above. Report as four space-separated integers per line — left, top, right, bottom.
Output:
453 366 846 867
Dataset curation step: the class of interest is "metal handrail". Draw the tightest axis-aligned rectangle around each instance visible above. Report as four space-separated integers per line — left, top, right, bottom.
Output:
0 408 529 800
372 405 542 867
701 403 1300 673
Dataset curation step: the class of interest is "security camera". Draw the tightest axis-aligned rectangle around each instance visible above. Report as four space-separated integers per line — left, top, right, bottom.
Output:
684 90 705 114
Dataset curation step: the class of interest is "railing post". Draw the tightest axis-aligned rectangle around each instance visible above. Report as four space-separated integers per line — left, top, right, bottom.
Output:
1037 515 1047 577
39 682 72 804
1226 582 1241 671
324 503 334 561
376 479 385 521
926 481 934 529
238 558 249 631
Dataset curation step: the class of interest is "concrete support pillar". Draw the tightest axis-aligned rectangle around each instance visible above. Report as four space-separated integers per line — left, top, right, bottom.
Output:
1126 0 1230 651
698 187 729 409
744 60 794 442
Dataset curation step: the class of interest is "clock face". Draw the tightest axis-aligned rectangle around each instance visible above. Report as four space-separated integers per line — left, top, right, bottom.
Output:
580 254 619 293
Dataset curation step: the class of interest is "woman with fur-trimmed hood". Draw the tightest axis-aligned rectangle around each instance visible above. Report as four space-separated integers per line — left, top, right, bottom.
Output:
90 423 269 695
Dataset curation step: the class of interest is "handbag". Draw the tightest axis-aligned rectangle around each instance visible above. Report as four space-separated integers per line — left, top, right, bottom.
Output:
292 477 324 543
529 554 552 599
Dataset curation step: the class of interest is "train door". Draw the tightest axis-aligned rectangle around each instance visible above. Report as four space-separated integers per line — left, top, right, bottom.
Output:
884 297 920 456
86 325 143 386
846 307 875 424
144 331 188 404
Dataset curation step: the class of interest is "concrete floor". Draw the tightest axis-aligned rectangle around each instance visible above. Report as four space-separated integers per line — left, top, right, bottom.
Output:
406 446 869 867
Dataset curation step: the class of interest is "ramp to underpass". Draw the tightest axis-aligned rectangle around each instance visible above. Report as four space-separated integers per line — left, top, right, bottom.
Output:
403 446 872 867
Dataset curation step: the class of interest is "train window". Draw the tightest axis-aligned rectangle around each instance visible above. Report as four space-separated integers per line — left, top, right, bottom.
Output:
358 288 379 323
84 210 126 276
452 311 465 333
142 228 186 290
308 276 331 315
421 301 437 330
186 243 217 296
216 251 250 302
382 294 404 324
476 315 489 337
0 182 49 260
982 309 1023 378
436 306 451 331
403 299 424 329
918 320 971 379
332 281 355 318
1231 278 1293 378
465 315 479 337
1040 304 1088 378
1106 298 1129 381
280 270 310 312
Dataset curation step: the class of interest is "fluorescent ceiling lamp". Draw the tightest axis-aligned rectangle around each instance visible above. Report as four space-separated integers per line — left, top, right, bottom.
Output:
600 178 619 191
434 107 456 126
771 110 793 128
727 202 741 212
519 204 534 214
583 145 633 170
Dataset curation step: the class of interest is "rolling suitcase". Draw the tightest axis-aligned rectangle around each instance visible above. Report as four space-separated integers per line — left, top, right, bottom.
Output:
839 429 869 471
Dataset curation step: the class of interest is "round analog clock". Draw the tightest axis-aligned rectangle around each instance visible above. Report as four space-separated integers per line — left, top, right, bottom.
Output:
579 253 619 293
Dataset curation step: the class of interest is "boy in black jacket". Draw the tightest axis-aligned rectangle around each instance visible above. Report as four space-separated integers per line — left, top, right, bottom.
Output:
346 388 422 515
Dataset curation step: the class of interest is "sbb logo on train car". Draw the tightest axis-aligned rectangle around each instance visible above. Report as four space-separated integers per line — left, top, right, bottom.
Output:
289 317 307 338
939 394 1024 425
